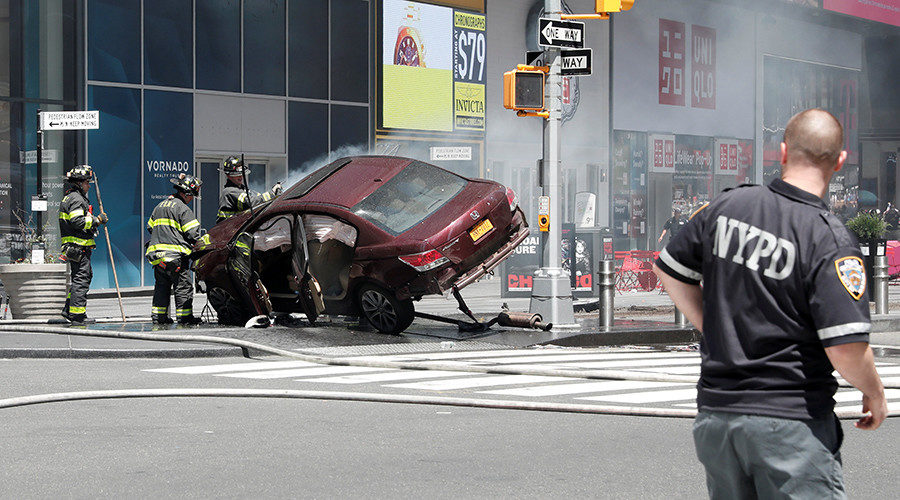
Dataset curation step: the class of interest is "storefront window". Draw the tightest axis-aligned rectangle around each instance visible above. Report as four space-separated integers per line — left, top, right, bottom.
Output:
88 0 140 84
144 0 192 88
331 0 369 103
88 85 142 287
289 0 328 99
244 0 285 96
196 0 241 93
331 104 368 152
289 101 328 176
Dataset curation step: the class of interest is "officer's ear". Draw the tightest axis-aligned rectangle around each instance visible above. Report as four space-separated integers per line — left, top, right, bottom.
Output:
834 150 847 173
780 142 788 166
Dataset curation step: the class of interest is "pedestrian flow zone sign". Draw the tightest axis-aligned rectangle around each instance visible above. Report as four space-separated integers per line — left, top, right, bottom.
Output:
561 48 592 76
40 111 99 131
538 18 585 49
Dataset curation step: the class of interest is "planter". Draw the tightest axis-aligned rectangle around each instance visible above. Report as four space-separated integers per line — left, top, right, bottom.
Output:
858 238 886 300
0 263 68 319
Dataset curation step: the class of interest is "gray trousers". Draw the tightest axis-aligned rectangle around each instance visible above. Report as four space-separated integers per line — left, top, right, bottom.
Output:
693 410 845 500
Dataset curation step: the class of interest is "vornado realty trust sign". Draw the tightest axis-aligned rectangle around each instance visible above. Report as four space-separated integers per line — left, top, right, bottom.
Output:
146 160 190 177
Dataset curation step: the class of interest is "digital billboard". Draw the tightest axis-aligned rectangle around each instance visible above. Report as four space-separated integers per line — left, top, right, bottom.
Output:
382 0 486 133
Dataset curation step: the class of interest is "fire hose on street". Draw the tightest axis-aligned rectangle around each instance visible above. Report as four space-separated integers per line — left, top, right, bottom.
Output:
0 324 896 420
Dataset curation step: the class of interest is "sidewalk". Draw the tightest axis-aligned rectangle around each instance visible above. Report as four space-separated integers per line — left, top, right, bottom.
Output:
1 276 898 357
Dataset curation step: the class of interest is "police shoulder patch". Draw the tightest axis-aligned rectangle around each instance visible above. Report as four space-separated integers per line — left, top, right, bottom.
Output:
835 256 866 300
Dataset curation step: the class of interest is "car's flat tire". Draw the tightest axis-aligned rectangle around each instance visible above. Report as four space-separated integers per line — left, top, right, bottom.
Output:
356 283 414 334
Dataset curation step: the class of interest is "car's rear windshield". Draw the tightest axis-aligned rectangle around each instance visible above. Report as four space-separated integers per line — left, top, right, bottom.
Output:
352 161 468 235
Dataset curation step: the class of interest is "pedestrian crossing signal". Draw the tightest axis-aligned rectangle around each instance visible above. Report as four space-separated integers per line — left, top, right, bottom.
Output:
503 70 545 111
596 0 634 12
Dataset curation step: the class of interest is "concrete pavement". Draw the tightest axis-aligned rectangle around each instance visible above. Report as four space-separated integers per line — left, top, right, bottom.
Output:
1 276 899 357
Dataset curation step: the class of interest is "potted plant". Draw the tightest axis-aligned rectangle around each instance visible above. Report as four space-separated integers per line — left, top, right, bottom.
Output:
846 210 887 297
0 211 68 319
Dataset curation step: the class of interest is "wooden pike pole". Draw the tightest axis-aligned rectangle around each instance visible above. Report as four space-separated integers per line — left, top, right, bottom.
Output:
92 173 126 322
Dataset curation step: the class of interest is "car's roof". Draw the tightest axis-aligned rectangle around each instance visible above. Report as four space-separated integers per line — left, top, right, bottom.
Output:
285 156 415 208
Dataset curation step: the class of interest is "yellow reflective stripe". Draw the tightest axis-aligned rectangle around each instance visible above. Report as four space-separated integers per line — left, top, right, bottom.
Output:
200 234 211 245
235 240 250 250
152 306 168 314
262 192 272 201
146 243 192 255
217 210 239 219
148 218 189 231
84 216 93 230
69 306 86 314
59 209 85 221
183 219 200 231
61 236 95 246
176 308 192 317
149 257 165 265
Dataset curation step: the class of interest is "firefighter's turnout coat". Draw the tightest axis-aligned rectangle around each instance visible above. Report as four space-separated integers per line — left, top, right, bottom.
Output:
59 186 98 248
216 179 278 222
146 195 201 265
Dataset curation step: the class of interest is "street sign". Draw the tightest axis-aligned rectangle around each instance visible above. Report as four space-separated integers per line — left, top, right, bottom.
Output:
525 50 545 67
561 48 592 76
20 149 58 164
39 111 99 131
538 18 585 49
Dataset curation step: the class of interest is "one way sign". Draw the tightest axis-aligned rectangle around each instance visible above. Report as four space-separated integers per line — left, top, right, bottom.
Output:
561 48 592 76
538 18 585 49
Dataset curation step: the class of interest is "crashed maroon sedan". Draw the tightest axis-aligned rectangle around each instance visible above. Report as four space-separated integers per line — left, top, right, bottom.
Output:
192 156 529 334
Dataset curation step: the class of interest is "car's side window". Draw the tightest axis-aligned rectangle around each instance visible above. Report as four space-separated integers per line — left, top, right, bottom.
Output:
253 216 293 253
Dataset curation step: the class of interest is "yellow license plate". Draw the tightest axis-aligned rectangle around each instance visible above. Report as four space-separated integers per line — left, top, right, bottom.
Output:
469 219 494 242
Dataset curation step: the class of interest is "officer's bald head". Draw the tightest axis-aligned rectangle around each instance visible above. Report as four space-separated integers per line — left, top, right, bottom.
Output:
782 109 844 168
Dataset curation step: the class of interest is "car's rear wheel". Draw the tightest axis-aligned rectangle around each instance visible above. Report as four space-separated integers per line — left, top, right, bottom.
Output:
356 283 414 334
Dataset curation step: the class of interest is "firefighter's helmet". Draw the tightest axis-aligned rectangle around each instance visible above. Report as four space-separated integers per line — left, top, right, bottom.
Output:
221 155 247 176
171 173 202 196
66 165 94 182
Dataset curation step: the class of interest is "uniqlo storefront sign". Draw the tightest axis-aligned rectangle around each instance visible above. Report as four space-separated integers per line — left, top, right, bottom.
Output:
658 19 685 106
659 19 716 109
715 138 739 174
650 133 676 173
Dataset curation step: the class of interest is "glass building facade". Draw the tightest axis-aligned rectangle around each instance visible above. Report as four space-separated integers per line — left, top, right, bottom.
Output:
2 0 371 287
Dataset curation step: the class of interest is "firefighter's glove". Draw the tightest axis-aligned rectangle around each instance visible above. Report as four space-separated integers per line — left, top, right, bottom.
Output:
273 182 283 196
96 213 109 225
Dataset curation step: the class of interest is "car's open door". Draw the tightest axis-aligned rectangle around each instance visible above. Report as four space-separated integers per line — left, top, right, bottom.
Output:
290 214 325 323
226 232 273 318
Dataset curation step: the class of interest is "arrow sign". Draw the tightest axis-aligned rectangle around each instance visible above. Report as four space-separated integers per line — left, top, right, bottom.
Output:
561 48 592 76
538 18 585 49
39 111 100 131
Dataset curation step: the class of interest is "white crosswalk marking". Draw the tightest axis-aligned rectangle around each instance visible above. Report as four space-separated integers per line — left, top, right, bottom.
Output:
217 366 384 379
627 365 700 375
455 352 698 365
145 360 317 374
480 380 690 397
833 388 900 403
881 376 900 385
874 366 900 375
302 370 464 384
579 388 698 404
835 401 900 412
388 375 565 391
513 357 700 370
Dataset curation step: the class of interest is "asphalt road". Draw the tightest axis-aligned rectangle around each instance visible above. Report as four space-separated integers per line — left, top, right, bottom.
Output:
1 355 897 498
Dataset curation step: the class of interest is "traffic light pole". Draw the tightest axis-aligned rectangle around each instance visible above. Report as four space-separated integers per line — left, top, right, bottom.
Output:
529 0 578 329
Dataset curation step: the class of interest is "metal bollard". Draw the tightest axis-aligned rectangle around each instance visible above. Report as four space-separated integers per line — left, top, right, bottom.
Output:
597 259 615 328
674 307 688 328
874 254 889 314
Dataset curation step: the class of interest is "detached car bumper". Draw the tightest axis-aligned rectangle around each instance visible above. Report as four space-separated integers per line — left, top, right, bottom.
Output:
445 223 530 292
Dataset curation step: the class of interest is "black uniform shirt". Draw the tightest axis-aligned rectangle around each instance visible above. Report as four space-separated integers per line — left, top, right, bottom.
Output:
655 179 870 420
663 215 687 239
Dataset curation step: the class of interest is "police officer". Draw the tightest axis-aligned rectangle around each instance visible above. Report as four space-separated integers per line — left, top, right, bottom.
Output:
657 208 686 247
59 165 107 323
216 155 282 223
146 173 203 325
654 109 886 497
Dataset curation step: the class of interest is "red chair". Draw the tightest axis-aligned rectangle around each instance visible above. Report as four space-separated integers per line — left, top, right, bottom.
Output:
616 252 643 292
630 250 658 291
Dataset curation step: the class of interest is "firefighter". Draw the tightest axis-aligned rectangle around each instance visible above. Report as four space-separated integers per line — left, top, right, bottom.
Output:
59 165 107 323
146 173 203 325
215 155 282 223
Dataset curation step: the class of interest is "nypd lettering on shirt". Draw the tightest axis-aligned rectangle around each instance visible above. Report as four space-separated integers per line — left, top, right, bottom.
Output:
712 215 796 279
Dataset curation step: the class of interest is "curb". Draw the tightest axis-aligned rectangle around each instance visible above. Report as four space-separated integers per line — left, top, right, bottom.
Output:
0 346 244 359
